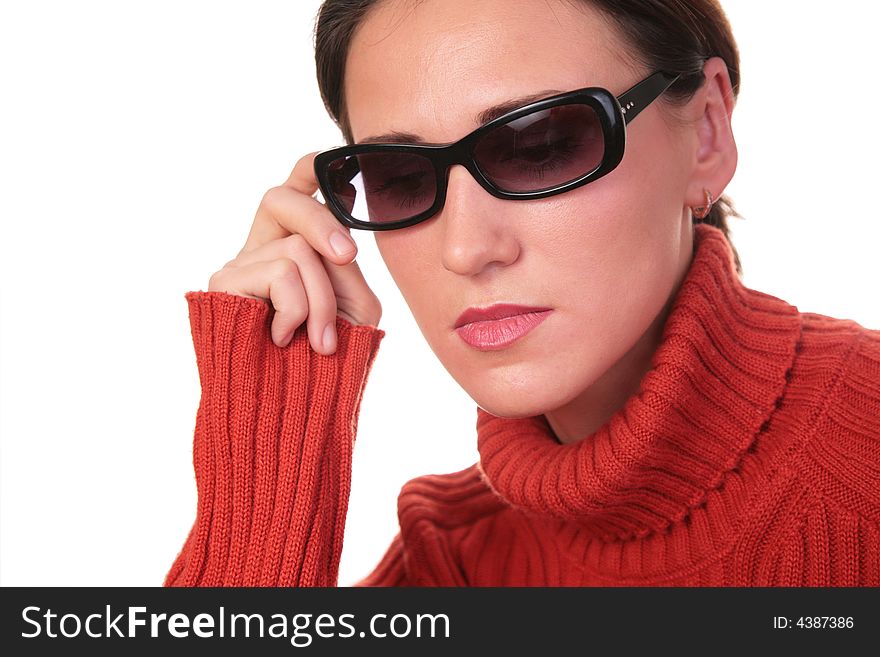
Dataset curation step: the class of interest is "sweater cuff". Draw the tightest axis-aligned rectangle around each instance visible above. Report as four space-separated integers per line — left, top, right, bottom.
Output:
165 291 384 587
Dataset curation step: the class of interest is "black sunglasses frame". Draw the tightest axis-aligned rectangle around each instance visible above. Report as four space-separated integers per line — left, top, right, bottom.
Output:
314 70 681 231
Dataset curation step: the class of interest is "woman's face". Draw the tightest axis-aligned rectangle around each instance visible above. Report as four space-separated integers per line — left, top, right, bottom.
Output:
344 0 710 429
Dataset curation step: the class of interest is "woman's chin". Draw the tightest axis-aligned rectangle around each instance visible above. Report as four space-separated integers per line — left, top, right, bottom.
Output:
438 354 580 419
469 386 563 420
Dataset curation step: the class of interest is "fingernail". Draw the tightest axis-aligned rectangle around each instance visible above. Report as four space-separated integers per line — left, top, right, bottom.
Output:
330 231 356 257
322 323 337 352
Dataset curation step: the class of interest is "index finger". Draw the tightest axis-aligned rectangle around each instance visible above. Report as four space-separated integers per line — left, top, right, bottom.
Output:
240 151 342 255
282 150 320 196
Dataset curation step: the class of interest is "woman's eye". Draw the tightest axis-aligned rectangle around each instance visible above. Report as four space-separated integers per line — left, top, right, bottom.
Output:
507 140 578 165
368 170 428 194
516 145 556 163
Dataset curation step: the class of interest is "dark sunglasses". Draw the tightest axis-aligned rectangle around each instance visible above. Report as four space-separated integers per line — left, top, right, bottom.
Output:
314 70 681 231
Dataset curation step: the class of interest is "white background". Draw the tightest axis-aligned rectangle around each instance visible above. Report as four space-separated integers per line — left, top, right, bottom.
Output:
1 1 877 586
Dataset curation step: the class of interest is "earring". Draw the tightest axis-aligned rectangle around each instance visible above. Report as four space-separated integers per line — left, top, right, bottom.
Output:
691 188 714 220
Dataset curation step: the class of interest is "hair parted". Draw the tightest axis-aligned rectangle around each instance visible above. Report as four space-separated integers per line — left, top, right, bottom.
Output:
312 0 744 275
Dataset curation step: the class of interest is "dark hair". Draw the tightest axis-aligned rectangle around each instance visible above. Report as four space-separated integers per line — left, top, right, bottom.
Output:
313 0 744 275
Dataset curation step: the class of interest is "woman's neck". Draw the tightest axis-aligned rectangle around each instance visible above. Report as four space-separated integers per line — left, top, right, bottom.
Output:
543 291 673 444
544 226 693 445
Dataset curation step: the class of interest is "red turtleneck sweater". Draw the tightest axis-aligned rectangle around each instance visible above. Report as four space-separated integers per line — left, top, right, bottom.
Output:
165 223 880 587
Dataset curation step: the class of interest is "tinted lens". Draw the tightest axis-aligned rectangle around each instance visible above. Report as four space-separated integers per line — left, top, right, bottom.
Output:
324 151 437 224
473 103 605 193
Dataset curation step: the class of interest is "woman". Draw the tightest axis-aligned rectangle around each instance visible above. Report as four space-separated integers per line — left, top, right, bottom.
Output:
165 0 880 586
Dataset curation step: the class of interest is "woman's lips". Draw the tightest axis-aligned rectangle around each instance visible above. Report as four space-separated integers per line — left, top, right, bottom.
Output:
454 310 553 350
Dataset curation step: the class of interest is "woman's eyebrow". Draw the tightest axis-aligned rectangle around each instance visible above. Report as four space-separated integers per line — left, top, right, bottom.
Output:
477 89 563 124
358 89 563 144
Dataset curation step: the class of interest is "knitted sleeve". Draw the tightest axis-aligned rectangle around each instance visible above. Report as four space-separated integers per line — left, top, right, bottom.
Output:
164 290 385 586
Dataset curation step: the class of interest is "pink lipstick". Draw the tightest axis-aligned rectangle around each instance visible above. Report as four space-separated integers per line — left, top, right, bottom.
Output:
454 304 553 351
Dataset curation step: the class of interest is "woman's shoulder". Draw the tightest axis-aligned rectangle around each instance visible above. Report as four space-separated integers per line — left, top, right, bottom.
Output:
800 307 879 337
793 306 879 423
789 308 880 518
797 309 879 380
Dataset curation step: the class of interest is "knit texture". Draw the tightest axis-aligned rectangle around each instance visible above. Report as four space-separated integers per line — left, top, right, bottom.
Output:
164 293 384 586
166 223 880 586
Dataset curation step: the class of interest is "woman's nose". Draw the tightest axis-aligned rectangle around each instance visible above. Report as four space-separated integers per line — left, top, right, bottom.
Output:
439 164 520 277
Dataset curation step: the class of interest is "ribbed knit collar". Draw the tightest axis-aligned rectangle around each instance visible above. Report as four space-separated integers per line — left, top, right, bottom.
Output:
476 223 803 541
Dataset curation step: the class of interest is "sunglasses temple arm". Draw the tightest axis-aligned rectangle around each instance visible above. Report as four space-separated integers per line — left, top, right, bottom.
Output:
616 71 681 125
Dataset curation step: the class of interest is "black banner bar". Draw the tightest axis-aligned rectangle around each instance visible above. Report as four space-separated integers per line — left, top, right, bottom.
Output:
2 587 877 654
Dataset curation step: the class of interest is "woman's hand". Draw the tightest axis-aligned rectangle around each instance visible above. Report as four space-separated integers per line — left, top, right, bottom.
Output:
207 151 382 353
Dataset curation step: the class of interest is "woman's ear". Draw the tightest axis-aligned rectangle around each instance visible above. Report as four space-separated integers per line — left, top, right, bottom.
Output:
683 56 738 210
